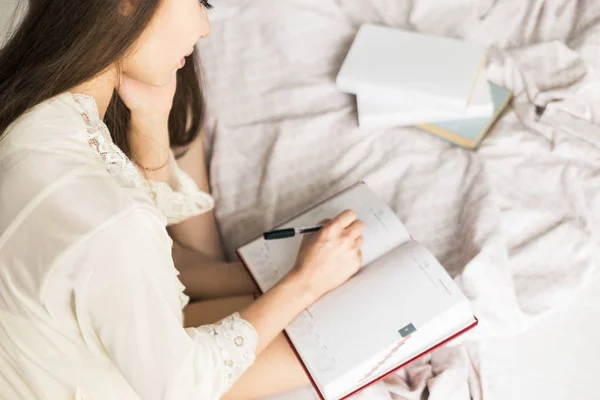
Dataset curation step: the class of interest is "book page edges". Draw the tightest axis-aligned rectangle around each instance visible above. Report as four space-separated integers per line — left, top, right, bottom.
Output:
464 58 487 106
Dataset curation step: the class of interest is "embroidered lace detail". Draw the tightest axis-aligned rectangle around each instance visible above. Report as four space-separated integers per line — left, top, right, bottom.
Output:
197 313 258 390
71 93 214 225
148 158 215 225
174 269 190 309
72 93 146 192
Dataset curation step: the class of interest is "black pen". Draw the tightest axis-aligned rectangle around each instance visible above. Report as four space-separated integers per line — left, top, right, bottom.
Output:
263 225 323 240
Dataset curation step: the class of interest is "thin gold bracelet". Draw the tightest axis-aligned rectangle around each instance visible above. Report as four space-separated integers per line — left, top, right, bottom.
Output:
133 151 171 172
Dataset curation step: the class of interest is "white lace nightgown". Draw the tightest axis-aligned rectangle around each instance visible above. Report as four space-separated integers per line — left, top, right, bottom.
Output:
0 92 257 400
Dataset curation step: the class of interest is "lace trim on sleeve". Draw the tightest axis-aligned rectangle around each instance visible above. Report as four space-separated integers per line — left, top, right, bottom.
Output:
197 312 258 391
147 153 215 225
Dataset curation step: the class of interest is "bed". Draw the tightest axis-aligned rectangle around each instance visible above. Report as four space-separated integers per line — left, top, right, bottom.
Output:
197 0 600 399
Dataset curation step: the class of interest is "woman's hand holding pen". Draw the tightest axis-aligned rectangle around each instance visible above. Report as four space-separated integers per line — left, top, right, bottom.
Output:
291 210 365 303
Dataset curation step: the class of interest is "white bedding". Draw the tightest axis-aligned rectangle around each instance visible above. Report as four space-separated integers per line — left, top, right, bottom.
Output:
476 275 600 400
198 0 600 398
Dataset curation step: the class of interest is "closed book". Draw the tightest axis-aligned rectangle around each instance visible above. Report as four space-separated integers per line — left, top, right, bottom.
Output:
337 23 487 112
356 70 493 128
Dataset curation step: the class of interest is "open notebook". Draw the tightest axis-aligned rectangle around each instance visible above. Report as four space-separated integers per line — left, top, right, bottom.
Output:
237 182 477 400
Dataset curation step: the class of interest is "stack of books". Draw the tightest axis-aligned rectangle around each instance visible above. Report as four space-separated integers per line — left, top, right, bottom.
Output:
336 23 512 150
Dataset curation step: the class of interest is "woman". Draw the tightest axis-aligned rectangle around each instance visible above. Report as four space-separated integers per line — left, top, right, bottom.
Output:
0 1 365 399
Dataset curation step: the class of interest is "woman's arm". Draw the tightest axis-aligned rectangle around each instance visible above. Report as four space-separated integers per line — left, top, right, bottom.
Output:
184 297 310 399
122 75 176 184
167 134 226 260
83 208 254 400
118 73 225 260
84 208 363 400
172 241 258 300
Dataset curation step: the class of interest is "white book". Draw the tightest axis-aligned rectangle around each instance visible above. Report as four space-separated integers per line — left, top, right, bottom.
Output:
356 74 494 129
237 182 478 400
336 23 487 112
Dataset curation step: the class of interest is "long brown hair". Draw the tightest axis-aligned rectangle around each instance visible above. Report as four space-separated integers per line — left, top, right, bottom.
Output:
0 0 205 155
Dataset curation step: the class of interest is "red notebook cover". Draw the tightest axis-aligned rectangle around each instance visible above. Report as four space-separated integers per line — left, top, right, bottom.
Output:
236 248 478 400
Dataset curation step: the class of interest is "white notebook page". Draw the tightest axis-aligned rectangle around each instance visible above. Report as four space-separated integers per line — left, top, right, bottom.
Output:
237 183 410 293
287 241 469 394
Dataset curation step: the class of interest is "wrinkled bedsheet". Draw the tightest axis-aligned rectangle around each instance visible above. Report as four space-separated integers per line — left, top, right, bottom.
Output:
197 1 600 398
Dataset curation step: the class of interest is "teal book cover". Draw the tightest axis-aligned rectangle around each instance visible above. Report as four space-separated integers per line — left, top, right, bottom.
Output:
417 83 512 149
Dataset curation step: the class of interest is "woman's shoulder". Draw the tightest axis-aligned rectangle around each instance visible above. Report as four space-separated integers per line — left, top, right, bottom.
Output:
0 94 166 302
0 92 161 239
2 92 88 143
0 93 99 179
0 132 159 251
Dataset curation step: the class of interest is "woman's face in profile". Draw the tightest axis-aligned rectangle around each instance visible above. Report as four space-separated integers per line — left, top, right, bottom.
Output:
121 0 211 86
